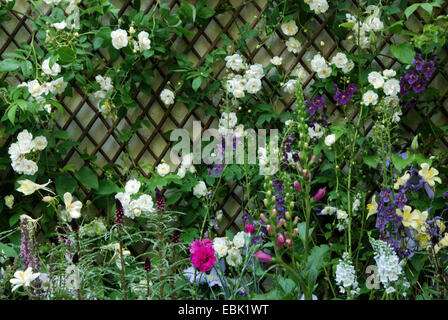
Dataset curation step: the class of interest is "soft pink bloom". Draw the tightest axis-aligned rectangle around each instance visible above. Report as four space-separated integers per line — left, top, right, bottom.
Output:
293 181 302 191
277 233 285 248
313 188 326 201
254 251 273 262
189 238 216 272
245 224 255 234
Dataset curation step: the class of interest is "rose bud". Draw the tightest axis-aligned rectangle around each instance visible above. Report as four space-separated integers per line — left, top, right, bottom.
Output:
293 181 302 192
313 188 326 201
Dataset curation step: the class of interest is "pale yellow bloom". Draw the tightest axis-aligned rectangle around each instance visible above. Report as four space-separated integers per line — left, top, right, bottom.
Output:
366 195 378 219
419 163 441 187
17 179 54 196
64 192 82 219
394 171 410 190
396 206 428 231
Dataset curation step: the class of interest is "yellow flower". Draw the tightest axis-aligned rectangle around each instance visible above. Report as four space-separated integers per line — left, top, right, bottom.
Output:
394 171 410 190
366 195 378 219
419 163 441 187
414 231 431 249
396 206 428 231
17 179 54 196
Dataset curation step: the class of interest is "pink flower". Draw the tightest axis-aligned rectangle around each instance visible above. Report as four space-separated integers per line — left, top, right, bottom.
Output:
189 238 216 272
245 224 255 234
254 251 273 262
293 181 302 191
313 188 326 201
276 233 285 248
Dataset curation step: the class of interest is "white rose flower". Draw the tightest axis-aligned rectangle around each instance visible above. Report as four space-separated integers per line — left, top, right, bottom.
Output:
137 194 154 212
115 192 131 206
27 80 44 97
225 53 245 72
383 78 400 96
294 65 308 83
362 90 378 106
309 0 329 14
285 37 301 54
245 64 264 79
111 29 128 50
160 88 175 105
368 71 384 89
281 20 298 36
49 77 67 95
156 163 170 176
331 52 348 69
42 58 61 76
177 166 186 178
138 31 151 51
324 134 336 146
270 56 282 66
382 69 396 78
317 65 332 78
193 181 208 198
33 136 47 150
245 78 262 94
233 231 246 249
213 237 230 258
125 179 141 194
310 53 327 73
233 88 245 98
95 75 113 91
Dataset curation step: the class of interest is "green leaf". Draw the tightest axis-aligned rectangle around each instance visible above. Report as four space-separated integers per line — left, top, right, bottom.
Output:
390 42 416 65
363 154 380 168
0 242 18 258
278 276 296 295
97 180 119 195
178 2 196 23
55 173 77 197
0 59 20 72
57 46 76 65
391 153 411 171
7 105 17 124
75 166 99 190
405 3 420 19
192 76 202 91
339 22 355 29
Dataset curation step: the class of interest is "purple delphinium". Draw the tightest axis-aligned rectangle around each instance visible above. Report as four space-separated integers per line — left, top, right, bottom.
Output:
394 193 408 210
412 78 427 93
333 83 357 105
404 69 419 85
281 134 298 168
400 77 410 95
306 95 329 129
380 188 393 203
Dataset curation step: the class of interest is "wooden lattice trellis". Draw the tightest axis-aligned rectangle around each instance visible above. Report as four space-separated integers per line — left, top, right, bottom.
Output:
1 0 448 238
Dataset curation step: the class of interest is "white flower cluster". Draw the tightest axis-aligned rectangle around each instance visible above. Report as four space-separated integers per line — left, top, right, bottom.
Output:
177 153 196 178
320 205 348 231
93 75 114 118
330 52 354 74
218 112 244 137
8 130 47 175
258 145 280 175
345 6 384 49
213 231 248 267
363 69 400 107
310 53 332 79
352 193 361 212
110 27 151 52
304 0 329 15
115 179 155 219
335 252 360 297
370 238 409 295
224 53 264 98
156 162 170 177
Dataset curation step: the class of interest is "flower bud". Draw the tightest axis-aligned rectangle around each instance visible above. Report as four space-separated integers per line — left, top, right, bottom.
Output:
263 198 268 206
313 188 326 201
254 251 273 262
293 181 302 191
286 238 292 248
310 155 316 164
293 228 298 236
285 211 291 219
271 195 276 202
266 224 273 234
245 224 255 234
144 257 152 271
270 208 277 218
411 135 419 150
260 213 268 223
296 163 303 171
276 233 285 248
302 169 309 178
293 216 299 224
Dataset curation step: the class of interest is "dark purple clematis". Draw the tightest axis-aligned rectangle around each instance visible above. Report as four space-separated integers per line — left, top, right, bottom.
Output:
405 69 419 85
